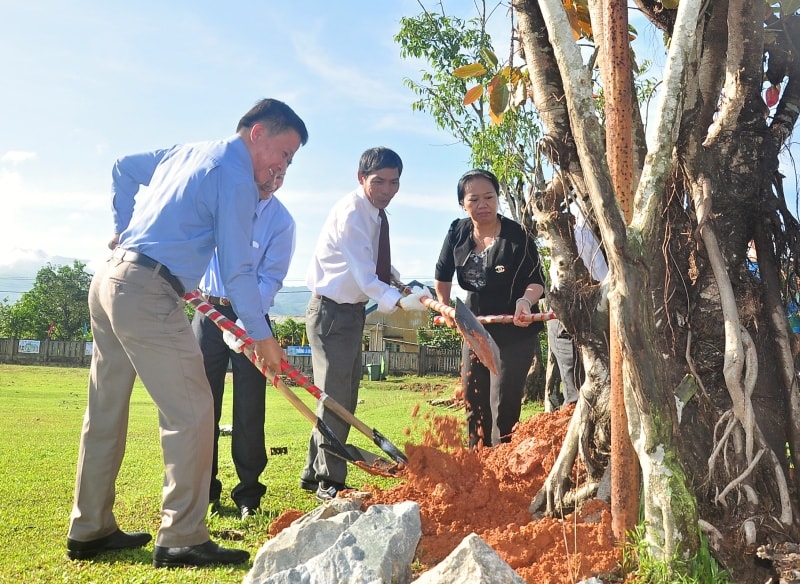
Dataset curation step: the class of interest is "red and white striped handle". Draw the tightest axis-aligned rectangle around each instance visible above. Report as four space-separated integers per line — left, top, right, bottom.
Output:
433 310 557 326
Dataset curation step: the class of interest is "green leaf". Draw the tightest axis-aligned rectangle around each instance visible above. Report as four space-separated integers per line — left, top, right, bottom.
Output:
662 0 679 8
480 47 499 69
453 63 487 78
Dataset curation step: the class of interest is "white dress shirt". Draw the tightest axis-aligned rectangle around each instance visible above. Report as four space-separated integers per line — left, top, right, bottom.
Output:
307 187 402 313
550 202 608 287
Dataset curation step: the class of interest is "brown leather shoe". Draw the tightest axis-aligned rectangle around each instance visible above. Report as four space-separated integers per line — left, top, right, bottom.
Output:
152 539 249 568
67 529 152 560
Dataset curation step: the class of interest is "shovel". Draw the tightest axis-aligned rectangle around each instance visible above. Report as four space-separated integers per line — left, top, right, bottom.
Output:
184 292 407 475
392 280 501 375
279 361 407 465
433 310 557 325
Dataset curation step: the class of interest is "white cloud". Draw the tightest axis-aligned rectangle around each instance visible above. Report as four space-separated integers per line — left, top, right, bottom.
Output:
1 151 37 165
0 167 110 264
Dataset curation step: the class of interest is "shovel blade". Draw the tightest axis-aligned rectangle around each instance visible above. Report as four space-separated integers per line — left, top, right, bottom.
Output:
315 417 356 463
320 444 405 478
454 298 501 375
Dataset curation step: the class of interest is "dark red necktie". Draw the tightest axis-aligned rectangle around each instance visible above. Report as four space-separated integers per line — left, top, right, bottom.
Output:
376 208 391 284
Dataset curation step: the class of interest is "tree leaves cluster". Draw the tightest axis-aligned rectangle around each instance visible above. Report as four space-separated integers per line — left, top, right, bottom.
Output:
415 309 462 350
396 5 541 222
272 317 306 348
0 262 92 340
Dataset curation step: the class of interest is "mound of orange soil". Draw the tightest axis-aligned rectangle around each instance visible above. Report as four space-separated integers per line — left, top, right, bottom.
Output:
366 405 621 584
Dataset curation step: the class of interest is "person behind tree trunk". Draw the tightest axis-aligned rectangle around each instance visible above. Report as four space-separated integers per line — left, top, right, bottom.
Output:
547 200 608 407
435 168 545 447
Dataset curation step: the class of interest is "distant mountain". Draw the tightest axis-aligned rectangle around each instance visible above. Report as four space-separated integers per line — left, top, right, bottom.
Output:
0 259 312 317
0 251 438 317
270 286 312 317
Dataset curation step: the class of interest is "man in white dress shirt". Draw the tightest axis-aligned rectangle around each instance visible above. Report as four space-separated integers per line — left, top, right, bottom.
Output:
300 147 429 501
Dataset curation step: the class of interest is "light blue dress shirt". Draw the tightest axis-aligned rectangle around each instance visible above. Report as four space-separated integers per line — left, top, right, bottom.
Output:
111 135 271 340
199 194 296 316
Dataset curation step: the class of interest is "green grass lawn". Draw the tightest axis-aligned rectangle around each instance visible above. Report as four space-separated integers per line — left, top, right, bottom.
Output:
0 364 541 583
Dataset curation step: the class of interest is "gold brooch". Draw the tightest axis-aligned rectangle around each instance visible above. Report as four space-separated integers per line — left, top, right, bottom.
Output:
495 265 505 273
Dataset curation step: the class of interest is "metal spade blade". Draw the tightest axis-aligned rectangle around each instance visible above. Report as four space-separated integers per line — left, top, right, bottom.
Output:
454 298 501 375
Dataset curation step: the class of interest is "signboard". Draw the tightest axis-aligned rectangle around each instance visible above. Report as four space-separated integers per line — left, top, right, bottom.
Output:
18 340 41 354
287 346 311 356
84 342 94 356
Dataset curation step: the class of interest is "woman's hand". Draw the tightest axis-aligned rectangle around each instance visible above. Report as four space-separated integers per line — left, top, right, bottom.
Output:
513 297 533 327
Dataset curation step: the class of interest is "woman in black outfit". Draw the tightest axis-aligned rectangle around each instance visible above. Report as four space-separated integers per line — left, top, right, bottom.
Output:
435 169 545 447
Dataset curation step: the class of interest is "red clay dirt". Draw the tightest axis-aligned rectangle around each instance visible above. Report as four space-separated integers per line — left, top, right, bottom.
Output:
270 402 622 583
368 404 621 583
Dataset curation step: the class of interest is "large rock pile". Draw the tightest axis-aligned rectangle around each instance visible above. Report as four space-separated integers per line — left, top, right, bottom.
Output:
242 496 525 584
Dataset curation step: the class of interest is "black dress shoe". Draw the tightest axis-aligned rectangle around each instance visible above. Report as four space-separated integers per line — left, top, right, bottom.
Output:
152 539 249 568
206 499 221 518
299 477 318 492
67 529 152 560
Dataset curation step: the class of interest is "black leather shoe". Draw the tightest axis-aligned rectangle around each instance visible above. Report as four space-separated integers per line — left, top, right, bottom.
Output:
238 504 259 520
67 529 152 560
206 499 221 518
152 539 249 568
299 477 318 492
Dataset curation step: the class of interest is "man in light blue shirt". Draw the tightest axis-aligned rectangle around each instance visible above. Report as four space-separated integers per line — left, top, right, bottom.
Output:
192 173 295 521
67 99 307 569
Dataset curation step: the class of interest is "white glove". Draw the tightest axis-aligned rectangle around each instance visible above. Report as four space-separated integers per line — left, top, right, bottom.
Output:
399 286 432 311
223 329 245 353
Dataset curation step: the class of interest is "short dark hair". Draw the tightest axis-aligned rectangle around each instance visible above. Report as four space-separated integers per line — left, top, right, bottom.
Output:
358 147 403 177
457 168 500 205
237 99 309 145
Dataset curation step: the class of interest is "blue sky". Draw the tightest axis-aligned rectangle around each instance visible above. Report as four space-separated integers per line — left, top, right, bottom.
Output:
0 0 491 298
1 2 797 304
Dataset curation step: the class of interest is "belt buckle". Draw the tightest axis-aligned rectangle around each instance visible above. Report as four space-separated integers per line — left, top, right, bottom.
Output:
220 297 231 306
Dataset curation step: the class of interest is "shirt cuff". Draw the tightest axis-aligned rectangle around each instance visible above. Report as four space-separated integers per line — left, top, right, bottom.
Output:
376 288 403 313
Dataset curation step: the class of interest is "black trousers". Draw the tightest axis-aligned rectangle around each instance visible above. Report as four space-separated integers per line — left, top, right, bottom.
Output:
191 304 269 508
462 323 540 447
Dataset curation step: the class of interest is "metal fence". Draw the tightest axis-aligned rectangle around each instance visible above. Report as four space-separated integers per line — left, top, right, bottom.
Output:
0 338 461 377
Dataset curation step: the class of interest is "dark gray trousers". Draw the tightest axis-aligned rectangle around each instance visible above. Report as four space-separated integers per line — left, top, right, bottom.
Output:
301 296 366 486
462 323 539 447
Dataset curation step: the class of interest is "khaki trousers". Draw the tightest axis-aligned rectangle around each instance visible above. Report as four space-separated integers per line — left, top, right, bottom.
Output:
68 257 213 547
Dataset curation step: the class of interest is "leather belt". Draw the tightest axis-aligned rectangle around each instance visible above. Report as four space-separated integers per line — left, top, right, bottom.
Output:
312 294 366 307
201 293 231 307
112 248 185 297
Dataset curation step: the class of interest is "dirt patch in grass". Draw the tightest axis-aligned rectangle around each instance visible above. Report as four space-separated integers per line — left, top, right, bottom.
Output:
397 380 454 394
